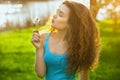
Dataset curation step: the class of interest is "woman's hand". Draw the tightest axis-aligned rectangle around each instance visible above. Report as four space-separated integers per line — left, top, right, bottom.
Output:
31 30 44 49
31 30 46 78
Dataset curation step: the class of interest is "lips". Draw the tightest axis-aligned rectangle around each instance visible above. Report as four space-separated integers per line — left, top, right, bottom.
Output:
52 19 54 23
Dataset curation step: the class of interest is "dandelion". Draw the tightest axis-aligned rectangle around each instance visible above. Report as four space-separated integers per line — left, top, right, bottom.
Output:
33 17 40 30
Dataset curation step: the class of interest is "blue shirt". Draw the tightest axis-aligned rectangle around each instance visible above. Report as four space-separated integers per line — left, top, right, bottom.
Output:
44 33 75 80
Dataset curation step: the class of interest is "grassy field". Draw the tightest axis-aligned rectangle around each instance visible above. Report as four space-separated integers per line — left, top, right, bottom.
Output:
0 21 120 80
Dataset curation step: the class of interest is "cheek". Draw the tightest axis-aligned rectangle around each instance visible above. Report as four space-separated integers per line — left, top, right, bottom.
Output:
56 18 68 28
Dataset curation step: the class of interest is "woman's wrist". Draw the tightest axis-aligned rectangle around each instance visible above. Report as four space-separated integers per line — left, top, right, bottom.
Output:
36 47 44 55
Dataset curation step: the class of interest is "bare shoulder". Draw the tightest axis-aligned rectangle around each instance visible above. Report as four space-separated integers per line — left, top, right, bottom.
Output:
40 33 50 43
40 32 56 41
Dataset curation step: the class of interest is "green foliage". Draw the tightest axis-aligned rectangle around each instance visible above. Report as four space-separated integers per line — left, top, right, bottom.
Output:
0 21 120 80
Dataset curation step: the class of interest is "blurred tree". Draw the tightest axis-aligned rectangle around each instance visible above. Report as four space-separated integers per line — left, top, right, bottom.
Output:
107 1 120 32
90 0 120 19
90 0 120 32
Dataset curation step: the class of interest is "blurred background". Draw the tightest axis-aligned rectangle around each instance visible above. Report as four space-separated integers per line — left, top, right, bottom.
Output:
0 0 120 80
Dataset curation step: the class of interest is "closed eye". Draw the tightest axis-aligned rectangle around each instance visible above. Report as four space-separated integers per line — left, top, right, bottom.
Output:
59 12 63 17
57 9 64 17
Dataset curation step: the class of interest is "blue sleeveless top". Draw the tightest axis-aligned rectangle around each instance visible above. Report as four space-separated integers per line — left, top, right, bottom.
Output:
44 33 75 80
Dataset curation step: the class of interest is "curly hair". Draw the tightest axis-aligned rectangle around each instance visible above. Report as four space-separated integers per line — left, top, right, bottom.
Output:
63 1 101 75
50 1 101 75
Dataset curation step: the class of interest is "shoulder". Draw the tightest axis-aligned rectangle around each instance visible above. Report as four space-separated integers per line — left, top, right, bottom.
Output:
40 32 56 41
40 33 47 39
40 33 50 43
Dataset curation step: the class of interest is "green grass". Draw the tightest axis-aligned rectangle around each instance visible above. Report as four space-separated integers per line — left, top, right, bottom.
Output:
0 28 45 80
0 21 120 80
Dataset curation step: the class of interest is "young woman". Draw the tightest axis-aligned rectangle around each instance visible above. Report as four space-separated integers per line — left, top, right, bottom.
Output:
31 1 100 80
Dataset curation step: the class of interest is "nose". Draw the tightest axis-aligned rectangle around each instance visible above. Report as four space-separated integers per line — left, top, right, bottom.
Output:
53 15 56 19
53 13 57 19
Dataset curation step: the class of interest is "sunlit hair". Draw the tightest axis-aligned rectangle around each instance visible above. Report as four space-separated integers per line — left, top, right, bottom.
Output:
50 1 101 75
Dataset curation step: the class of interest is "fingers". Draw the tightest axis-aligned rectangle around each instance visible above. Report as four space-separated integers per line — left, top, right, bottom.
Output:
31 30 41 43
31 30 44 45
32 35 40 42
33 33 40 38
33 30 39 34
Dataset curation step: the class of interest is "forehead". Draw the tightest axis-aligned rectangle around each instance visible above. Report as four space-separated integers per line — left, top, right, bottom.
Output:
58 4 70 15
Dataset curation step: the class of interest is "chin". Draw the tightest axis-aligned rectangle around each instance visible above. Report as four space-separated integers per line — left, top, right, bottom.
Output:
51 26 59 31
51 24 56 28
51 24 54 27
51 23 59 30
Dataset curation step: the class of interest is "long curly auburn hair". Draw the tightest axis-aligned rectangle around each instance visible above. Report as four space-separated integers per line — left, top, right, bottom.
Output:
50 1 101 75
62 1 101 75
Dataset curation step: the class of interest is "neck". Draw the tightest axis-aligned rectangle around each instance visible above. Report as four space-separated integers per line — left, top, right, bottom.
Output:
55 29 67 42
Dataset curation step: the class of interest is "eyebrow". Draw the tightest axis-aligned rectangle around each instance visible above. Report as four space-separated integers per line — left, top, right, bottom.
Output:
57 9 64 14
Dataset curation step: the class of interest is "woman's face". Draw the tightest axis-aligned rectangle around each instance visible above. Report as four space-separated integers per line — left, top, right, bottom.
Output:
51 4 70 30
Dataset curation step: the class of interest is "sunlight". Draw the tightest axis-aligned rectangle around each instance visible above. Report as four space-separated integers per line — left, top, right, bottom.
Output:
0 3 23 28
61 0 90 8
0 5 7 14
0 4 23 14
115 6 120 12
0 14 6 27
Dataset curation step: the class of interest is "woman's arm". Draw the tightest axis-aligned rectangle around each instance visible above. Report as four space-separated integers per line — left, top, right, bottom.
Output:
78 69 90 80
35 47 46 78
31 31 46 78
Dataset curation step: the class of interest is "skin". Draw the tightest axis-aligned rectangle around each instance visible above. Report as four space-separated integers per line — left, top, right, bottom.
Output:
31 4 89 80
